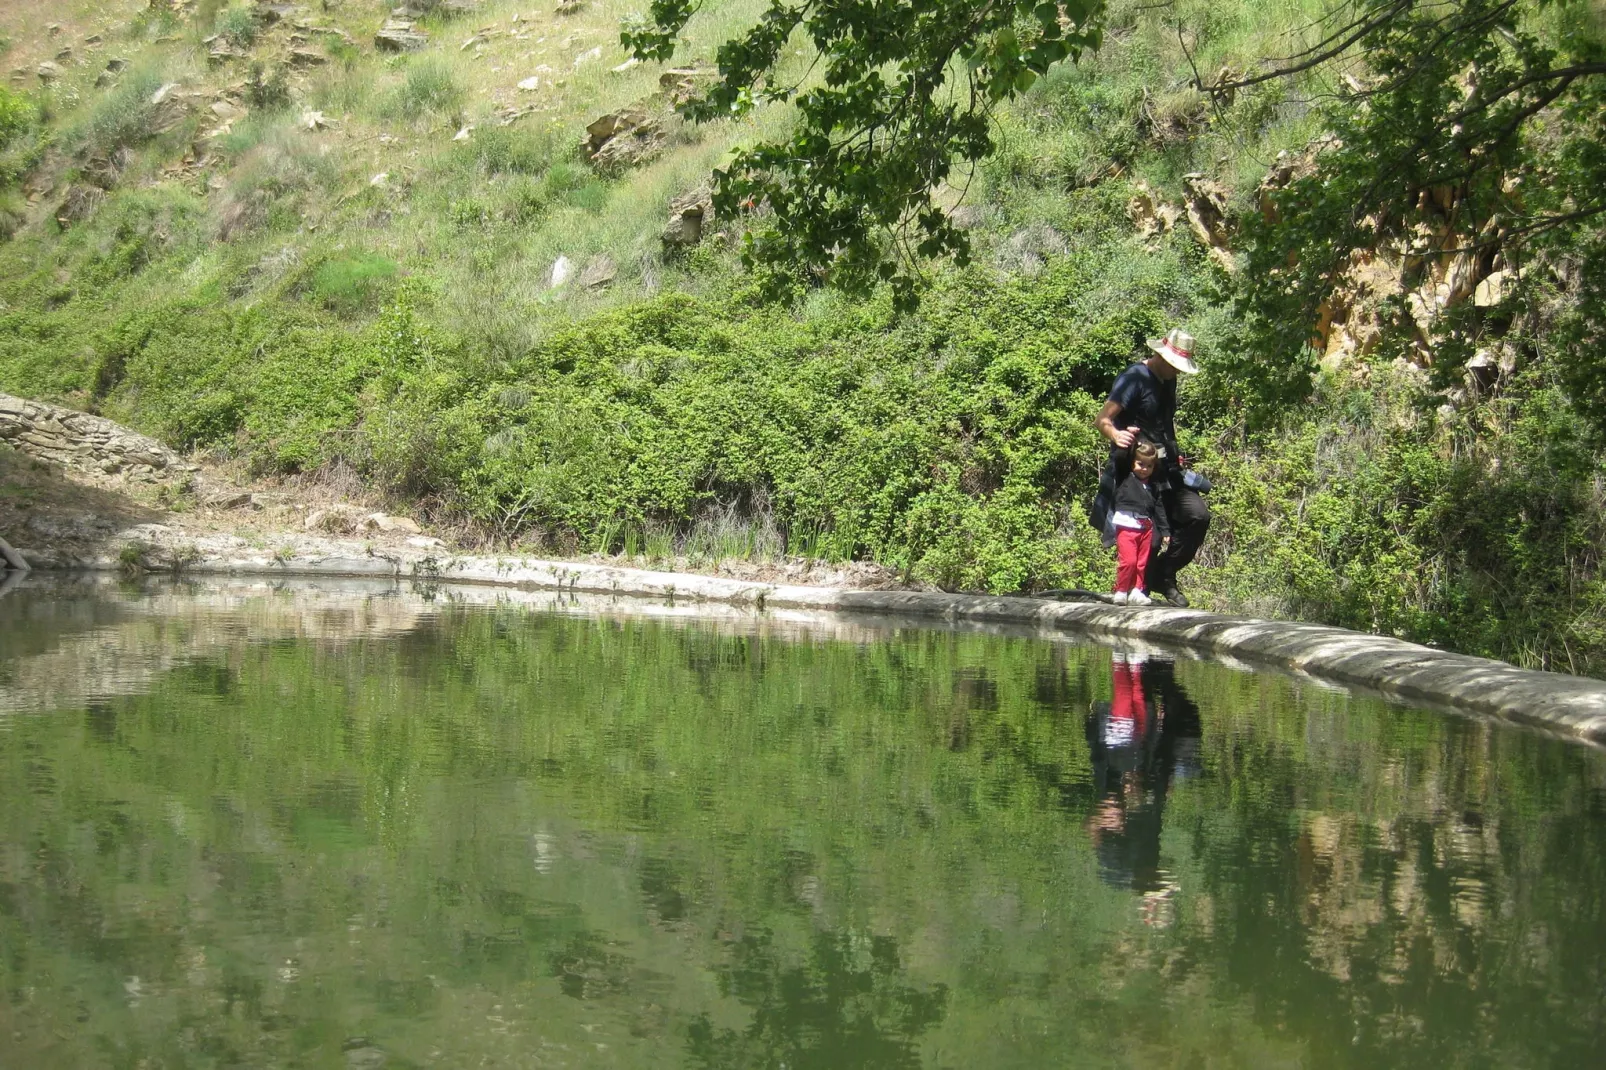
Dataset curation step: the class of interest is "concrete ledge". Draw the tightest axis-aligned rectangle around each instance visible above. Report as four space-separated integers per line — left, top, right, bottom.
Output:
16 547 1606 744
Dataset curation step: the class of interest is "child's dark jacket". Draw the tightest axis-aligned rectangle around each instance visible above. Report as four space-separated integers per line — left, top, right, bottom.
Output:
1112 474 1170 540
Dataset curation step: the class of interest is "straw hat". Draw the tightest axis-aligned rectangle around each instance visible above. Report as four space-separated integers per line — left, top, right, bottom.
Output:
1146 328 1199 374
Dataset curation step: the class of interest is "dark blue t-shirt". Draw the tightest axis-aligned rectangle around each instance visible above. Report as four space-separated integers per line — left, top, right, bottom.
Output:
1107 362 1179 461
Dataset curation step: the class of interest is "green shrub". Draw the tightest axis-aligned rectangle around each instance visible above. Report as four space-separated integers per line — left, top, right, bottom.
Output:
1193 367 1606 675
0 85 34 151
307 253 399 313
245 62 290 111
77 187 207 286
464 126 553 176
389 59 465 121
68 70 165 158
216 5 258 48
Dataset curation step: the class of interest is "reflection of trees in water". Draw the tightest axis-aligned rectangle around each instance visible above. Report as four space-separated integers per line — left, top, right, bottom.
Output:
7 597 1606 1067
686 929 948 1069
1165 681 1606 1066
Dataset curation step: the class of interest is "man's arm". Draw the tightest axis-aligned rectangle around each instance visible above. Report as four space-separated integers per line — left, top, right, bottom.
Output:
1095 399 1140 450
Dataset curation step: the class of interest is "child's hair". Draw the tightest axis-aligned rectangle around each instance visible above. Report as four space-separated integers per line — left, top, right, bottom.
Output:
1132 441 1158 465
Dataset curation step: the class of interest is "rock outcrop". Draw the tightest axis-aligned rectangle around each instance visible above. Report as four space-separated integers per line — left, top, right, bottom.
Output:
1181 172 1235 273
375 20 430 52
663 185 713 248
0 393 196 484
582 108 665 172
1127 180 1181 242
659 67 712 107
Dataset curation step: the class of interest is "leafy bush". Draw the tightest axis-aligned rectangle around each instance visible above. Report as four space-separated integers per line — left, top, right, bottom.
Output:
307 252 399 313
68 70 164 158
355 255 1163 591
1193 366 1606 674
389 59 465 121
216 5 258 48
0 85 34 151
245 62 290 111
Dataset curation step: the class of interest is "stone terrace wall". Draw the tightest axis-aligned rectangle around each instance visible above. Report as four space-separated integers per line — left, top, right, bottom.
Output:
0 393 196 483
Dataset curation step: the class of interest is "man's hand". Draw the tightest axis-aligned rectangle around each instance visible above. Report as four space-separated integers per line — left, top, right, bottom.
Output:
1095 400 1137 449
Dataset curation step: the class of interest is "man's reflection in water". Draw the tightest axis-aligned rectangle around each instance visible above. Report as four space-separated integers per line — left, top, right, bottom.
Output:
1085 651 1202 920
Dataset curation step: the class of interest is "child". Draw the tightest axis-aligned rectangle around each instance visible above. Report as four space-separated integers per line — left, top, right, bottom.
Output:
1109 441 1169 605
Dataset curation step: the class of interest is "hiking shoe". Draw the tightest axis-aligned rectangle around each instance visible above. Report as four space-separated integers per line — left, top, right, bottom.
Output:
1160 584 1188 608
1110 590 1128 605
1127 589 1153 607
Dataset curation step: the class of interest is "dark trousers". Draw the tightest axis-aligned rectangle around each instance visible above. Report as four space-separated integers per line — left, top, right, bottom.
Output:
1147 485 1210 592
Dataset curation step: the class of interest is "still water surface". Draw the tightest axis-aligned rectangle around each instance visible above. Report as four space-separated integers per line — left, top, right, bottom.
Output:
2 577 1604 1068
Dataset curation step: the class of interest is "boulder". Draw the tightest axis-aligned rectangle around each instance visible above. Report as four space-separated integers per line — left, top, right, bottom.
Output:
1126 180 1180 242
579 254 616 289
555 0 586 14
549 254 573 288
80 152 127 191
354 512 422 534
206 490 260 510
304 504 371 534
256 2 298 23
662 185 712 248
36 61 65 82
208 41 248 66
55 185 106 229
1473 270 1509 307
659 66 710 107
1181 172 1235 273
375 20 430 52
288 48 328 67
582 108 664 172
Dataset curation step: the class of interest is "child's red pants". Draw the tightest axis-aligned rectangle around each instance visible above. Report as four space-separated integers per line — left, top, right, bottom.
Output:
1115 520 1153 594
1111 661 1149 737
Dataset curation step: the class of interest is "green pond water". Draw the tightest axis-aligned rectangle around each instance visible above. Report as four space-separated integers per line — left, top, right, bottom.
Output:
2 576 1604 1069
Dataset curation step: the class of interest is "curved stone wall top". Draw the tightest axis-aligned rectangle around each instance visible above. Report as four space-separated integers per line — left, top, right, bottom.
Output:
13 519 1606 745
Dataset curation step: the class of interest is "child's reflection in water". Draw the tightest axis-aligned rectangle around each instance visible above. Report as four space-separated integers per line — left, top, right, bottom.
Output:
1085 651 1203 923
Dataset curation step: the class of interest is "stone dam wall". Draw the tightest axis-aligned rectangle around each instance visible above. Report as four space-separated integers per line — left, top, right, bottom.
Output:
0 392 195 483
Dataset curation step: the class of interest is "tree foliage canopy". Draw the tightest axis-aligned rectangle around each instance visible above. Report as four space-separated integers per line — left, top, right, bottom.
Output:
629 0 1606 424
625 0 1109 309
1234 0 1606 420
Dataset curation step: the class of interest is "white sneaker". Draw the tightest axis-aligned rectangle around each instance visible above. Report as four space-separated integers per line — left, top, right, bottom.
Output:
1110 590 1128 605
1127 589 1153 606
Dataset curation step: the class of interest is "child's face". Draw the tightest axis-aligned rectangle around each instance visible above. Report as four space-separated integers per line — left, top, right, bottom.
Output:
1133 454 1155 480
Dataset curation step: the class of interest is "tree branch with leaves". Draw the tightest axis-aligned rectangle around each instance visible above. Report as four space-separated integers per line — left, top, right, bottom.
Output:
624 0 1109 310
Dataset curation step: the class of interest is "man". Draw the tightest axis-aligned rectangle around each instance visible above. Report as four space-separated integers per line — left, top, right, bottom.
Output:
1092 328 1210 607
